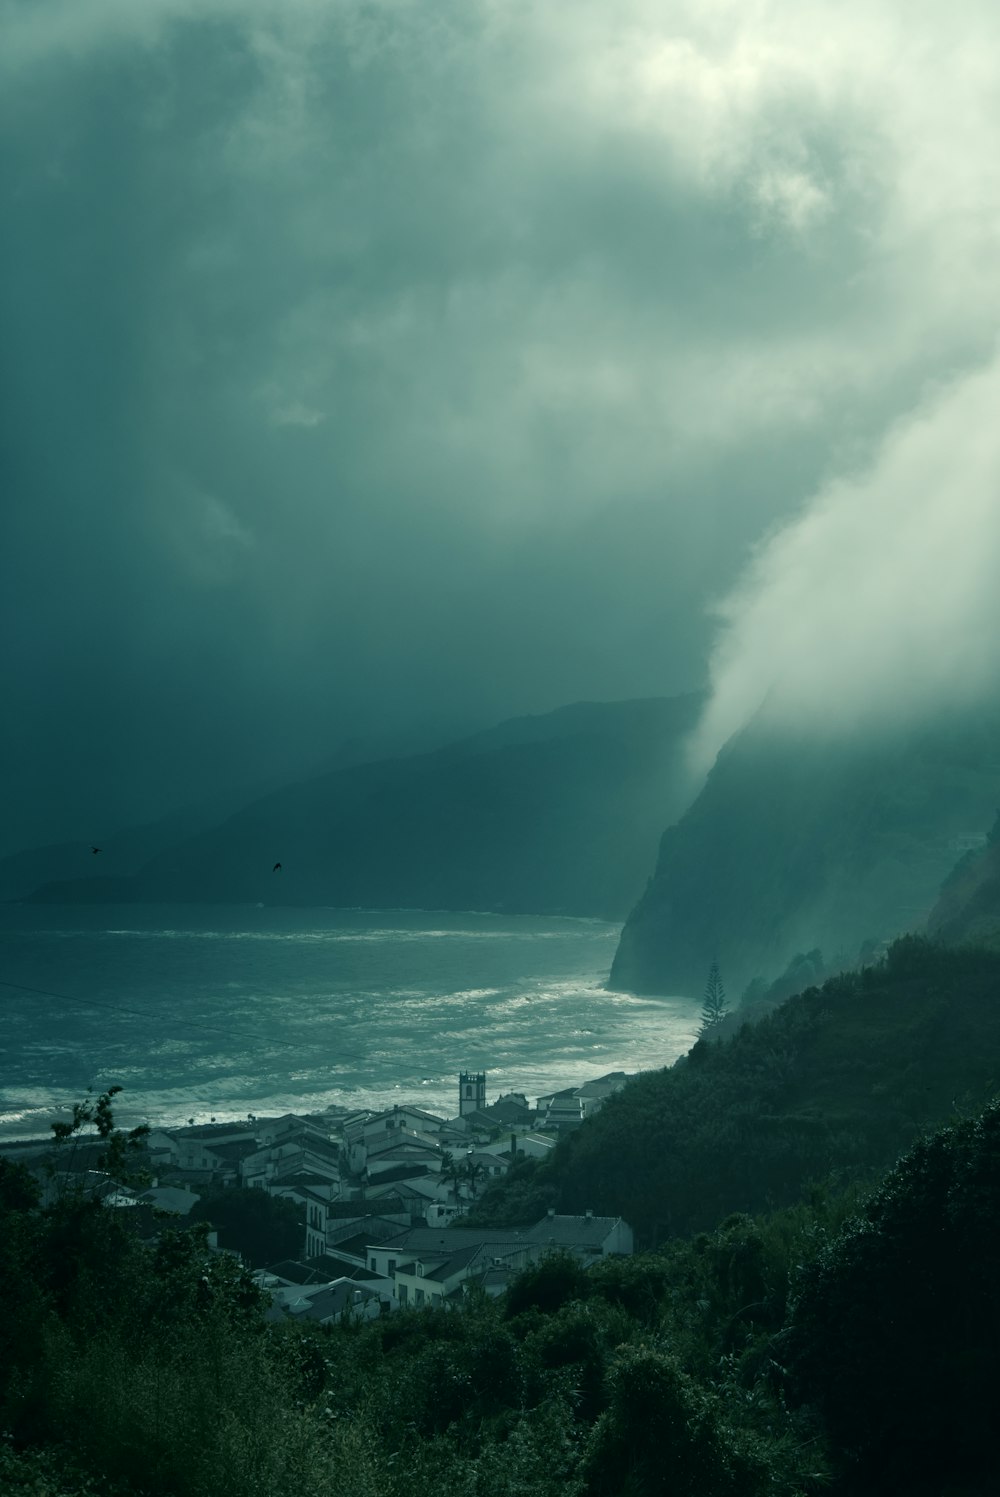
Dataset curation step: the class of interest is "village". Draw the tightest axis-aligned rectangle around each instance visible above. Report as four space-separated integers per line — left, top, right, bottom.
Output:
5 1069 636 1327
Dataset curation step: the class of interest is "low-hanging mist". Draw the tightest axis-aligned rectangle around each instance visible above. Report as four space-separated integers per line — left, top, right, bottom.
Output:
693 353 1000 772
4 0 1000 847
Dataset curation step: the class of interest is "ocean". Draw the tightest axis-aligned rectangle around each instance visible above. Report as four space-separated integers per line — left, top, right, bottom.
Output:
0 904 699 1139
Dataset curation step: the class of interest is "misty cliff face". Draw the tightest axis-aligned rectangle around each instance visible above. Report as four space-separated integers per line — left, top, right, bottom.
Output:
609 707 1000 997
927 811 1000 949
28 696 702 919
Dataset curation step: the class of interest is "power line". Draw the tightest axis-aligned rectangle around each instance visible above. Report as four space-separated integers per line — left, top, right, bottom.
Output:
0 976 370 1059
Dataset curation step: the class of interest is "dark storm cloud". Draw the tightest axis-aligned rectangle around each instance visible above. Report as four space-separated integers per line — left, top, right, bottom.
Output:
3 0 999 849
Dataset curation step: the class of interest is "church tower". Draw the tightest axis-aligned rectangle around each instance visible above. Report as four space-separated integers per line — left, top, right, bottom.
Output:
459 1071 486 1117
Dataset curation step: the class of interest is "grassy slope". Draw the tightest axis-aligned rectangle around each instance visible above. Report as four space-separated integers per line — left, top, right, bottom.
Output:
471 939 1000 1243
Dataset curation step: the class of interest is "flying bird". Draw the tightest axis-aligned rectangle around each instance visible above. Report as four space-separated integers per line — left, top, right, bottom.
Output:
272 862 282 873
91 846 101 854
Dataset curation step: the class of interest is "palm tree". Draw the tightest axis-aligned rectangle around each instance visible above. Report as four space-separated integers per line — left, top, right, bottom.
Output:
439 1150 462 1201
460 1154 487 1199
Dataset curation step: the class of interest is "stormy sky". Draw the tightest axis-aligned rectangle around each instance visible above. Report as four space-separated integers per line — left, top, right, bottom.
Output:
3 0 999 853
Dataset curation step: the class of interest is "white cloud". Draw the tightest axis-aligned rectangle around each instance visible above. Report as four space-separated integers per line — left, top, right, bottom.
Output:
151 483 256 587
270 402 327 429
692 351 1000 769
202 493 254 549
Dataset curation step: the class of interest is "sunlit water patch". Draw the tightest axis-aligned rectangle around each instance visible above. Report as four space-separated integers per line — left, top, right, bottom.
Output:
0 904 699 1137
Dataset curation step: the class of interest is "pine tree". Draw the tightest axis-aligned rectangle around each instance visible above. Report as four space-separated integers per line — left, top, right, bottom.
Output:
699 961 728 1034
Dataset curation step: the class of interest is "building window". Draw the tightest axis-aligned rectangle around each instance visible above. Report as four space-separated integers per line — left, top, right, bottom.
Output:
415 1289 425 1307
388 1260 396 1274
398 1284 408 1304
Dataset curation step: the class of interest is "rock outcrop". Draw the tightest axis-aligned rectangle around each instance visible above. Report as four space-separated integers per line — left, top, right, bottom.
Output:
609 706 1000 996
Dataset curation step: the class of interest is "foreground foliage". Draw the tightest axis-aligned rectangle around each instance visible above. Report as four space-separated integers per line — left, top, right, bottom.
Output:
788 1101 1000 1494
0 1163 822 1496
4 1043 1000 1494
188 1185 305 1267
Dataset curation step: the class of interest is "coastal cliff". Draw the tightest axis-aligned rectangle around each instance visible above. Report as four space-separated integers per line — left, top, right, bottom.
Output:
609 705 1000 996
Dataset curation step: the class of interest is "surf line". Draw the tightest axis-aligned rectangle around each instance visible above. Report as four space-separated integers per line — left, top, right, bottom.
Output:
0 977 370 1058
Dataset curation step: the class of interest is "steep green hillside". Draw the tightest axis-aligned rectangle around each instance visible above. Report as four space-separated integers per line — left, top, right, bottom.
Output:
27 696 702 919
610 707 1000 996
788 1100 1000 1494
469 939 1000 1242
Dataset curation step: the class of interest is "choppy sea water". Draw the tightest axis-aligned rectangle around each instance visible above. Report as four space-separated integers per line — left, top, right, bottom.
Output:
0 905 699 1139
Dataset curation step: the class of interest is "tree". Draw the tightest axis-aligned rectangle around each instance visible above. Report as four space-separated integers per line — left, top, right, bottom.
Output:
699 961 728 1034
504 1251 590 1318
440 1150 462 1201
441 1149 486 1200
582 1347 768 1496
49 1084 151 1189
0 1156 40 1212
788 1101 1000 1492
460 1154 487 1198
189 1186 305 1267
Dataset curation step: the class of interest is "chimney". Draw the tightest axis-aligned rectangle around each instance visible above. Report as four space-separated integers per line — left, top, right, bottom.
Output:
547 1207 555 1217
585 1208 593 1219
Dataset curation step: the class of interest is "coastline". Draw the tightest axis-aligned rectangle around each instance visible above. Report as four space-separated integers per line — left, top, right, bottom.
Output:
0 904 698 1145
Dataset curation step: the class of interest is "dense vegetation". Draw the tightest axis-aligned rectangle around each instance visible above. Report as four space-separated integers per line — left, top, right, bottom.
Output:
787 1101 1000 1493
188 1186 305 1268
4 1095 1000 1497
469 938 1000 1240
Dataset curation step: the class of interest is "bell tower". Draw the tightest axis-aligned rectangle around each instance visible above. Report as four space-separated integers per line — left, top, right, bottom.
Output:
459 1071 486 1117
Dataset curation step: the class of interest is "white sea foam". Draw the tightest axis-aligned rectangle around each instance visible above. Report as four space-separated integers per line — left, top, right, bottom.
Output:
0 905 698 1139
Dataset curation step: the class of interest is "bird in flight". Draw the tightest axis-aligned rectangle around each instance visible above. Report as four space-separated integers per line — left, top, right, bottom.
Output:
91 846 101 855
272 862 282 873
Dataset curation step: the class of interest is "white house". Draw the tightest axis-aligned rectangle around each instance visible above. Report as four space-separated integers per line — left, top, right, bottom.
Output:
241 1129 342 1190
392 1240 535 1306
523 1210 633 1259
536 1072 630 1130
171 1123 258 1173
346 1105 456 1175
366 1212 634 1305
257 1273 386 1325
575 1072 629 1117
363 1134 443 1180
